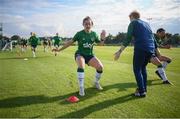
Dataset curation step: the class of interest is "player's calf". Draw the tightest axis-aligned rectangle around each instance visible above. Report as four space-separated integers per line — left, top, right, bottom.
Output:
94 70 103 90
77 68 85 96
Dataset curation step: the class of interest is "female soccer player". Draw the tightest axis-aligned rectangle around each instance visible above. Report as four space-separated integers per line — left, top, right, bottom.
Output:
42 37 48 52
53 16 106 96
53 33 61 56
29 32 39 58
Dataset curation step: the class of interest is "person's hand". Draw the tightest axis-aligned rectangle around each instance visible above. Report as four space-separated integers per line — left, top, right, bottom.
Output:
101 30 106 41
114 50 121 61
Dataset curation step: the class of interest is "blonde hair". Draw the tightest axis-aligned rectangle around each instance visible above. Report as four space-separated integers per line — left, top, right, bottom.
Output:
83 16 93 25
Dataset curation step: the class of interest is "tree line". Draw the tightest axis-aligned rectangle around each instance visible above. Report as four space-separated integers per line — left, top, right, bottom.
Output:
0 32 180 47
104 32 180 47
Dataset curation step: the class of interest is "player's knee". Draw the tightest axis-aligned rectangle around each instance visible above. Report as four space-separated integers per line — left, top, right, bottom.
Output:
96 64 103 72
96 70 103 73
167 58 172 63
150 57 156 63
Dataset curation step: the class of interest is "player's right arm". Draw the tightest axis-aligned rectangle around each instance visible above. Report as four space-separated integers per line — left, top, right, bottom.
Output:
56 40 74 52
53 32 79 52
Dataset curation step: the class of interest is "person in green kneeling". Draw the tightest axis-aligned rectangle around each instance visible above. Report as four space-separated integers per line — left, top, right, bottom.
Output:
53 16 106 96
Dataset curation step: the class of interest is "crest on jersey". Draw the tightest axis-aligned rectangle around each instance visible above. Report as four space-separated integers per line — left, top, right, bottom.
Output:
91 38 95 42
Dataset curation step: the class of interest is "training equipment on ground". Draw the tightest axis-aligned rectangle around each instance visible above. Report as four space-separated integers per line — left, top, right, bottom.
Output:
24 58 28 60
67 96 79 103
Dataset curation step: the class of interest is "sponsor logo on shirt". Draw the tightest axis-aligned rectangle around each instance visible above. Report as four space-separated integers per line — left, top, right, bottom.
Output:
83 42 93 48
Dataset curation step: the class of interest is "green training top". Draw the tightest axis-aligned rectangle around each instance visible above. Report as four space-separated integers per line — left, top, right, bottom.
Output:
73 30 100 56
29 36 39 46
154 34 163 47
53 36 61 45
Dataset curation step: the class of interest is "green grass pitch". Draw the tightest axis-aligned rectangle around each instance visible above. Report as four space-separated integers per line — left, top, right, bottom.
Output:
0 46 180 118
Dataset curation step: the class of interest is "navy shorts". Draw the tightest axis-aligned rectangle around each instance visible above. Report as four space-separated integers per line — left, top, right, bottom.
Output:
31 45 37 48
74 52 94 65
54 44 60 47
43 41 48 45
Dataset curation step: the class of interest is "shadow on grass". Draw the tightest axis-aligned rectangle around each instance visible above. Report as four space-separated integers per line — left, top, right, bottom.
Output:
31 115 41 118
57 79 163 118
147 79 163 86
0 82 136 108
55 82 137 105
58 94 139 118
59 79 162 105
0 80 162 109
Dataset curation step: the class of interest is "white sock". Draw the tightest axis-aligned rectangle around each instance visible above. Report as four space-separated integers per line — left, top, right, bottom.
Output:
32 51 36 57
162 61 168 69
158 67 168 81
77 72 84 88
95 72 102 83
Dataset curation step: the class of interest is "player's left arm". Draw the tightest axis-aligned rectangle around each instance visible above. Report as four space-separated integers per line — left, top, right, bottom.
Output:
159 37 171 49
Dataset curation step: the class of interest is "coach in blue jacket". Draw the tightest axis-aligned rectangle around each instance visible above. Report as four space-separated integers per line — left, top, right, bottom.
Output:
114 11 155 97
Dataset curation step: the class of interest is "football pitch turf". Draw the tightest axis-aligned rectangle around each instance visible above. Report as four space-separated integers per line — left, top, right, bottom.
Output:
0 46 180 118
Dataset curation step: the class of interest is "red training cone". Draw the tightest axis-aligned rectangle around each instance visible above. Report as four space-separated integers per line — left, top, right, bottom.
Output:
67 96 79 103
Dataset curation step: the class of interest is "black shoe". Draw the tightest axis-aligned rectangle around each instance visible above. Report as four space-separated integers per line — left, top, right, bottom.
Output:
140 92 146 97
155 70 163 80
163 80 173 85
134 89 146 97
